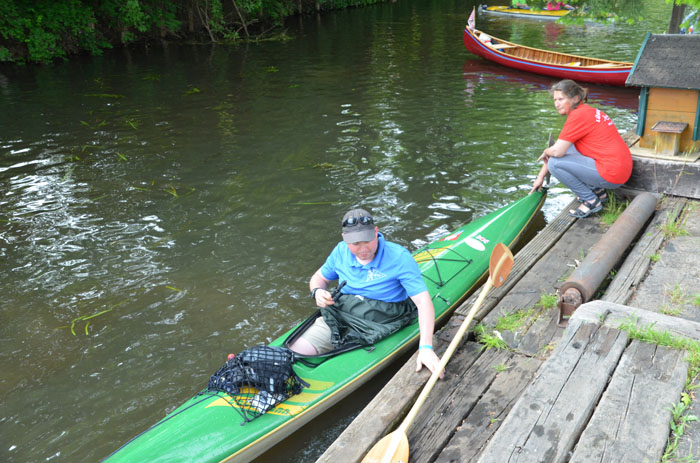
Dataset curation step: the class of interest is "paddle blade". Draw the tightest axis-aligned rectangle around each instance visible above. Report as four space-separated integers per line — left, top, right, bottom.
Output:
489 243 514 288
361 431 409 463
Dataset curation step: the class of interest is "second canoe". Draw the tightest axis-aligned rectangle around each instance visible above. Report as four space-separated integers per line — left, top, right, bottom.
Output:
480 5 571 20
463 26 633 86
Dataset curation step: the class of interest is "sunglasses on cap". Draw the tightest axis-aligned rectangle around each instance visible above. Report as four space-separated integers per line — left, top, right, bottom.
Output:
342 216 374 227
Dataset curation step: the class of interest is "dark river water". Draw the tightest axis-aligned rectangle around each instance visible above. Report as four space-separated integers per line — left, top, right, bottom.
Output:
0 0 670 462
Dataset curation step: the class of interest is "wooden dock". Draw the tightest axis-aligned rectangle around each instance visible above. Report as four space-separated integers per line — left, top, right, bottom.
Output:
317 193 700 463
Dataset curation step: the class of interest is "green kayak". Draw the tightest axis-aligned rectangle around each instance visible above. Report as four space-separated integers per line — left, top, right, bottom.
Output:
104 190 546 463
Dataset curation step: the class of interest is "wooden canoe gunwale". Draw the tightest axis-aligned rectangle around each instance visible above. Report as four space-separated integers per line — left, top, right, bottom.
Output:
473 28 631 69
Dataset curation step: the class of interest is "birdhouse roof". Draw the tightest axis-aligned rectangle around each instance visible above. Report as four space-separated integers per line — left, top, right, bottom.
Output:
626 33 700 90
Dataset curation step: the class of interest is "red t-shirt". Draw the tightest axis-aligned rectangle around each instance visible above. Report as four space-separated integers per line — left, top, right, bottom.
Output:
558 103 632 184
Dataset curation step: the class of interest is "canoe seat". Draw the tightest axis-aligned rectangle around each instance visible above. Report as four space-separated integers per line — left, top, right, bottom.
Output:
491 43 518 50
586 63 621 68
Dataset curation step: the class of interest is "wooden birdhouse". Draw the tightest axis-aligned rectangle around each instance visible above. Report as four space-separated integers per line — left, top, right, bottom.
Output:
626 33 700 161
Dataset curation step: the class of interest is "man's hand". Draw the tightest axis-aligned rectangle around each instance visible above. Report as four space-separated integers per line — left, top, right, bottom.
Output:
313 289 334 308
416 347 444 379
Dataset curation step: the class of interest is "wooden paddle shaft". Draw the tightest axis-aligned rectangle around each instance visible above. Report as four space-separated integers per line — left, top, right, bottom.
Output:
397 274 494 435
379 249 512 463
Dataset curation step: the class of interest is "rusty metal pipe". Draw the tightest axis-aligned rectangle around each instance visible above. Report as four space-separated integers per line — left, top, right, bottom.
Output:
558 192 658 326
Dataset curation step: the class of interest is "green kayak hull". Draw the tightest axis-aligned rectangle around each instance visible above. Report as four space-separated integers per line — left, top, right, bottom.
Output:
104 190 546 463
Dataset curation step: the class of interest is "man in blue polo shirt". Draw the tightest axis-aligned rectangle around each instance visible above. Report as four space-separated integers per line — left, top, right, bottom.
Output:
289 208 443 378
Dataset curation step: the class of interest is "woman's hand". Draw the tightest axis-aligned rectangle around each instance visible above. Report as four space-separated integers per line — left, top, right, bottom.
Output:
530 175 545 193
530 157 550 194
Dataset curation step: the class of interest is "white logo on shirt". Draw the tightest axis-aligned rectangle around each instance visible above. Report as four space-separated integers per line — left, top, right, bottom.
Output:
595 109 613 126
366 268 387 282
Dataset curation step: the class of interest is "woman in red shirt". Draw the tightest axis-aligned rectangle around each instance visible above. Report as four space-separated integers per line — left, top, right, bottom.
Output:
530 80 632 218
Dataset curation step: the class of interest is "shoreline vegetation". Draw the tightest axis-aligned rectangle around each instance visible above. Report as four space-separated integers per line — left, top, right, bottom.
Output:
0 0 390 64
2 0 697 65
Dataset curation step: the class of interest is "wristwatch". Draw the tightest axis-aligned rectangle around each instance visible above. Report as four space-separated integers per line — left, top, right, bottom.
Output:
311 288 322 299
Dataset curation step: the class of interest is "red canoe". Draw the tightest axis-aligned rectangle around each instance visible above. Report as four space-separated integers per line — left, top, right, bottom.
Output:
463 26 633 86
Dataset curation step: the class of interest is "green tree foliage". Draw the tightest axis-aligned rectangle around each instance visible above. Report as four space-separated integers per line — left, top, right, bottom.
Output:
0 0 109 62
559 0 698 29
669 0 700 31
0 0 386 64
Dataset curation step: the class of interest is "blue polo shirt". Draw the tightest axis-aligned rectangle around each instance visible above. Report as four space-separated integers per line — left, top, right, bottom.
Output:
320 233 427 303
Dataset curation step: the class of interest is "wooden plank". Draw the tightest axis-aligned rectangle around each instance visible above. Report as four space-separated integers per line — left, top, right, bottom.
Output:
603 197 687 304
627 202 700 326
314 338 446 463
407 344 511 463
625 156 700 199
572 300 700 340
435 353 543 463
476 320 628 463
513 308 562 357
569 340 688 463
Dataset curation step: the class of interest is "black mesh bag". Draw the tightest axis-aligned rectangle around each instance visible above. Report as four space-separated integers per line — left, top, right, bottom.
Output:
203 345 309 422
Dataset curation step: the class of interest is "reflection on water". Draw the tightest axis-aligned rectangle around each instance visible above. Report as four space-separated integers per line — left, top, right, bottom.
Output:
0 0 669 461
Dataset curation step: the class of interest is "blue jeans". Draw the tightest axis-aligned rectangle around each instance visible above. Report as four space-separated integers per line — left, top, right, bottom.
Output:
548 145 622 203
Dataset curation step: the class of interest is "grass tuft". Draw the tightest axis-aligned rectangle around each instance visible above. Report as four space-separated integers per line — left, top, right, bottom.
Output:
473 323 508 350
660 207 690 240
600 191 628 225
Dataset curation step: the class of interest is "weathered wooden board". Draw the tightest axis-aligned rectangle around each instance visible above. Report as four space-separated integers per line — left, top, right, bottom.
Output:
406 343 510 463
314 337 448 463
435 353 542 463
570 340 688 463
625 156 700 199
603 197 687 305
574 300 700 341
628 199 700 322
619 200 700 460
512 309 562 357
476 320 628 463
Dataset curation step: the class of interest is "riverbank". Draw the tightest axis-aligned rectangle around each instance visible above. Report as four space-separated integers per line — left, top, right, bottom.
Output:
0 0 389 64
319 190 700 462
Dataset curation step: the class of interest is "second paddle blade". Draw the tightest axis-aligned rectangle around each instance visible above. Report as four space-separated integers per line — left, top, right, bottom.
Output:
361 431 409 463
489 242 514 288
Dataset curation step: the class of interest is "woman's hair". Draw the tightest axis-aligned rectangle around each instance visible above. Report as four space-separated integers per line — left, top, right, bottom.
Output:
550 80 588 108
